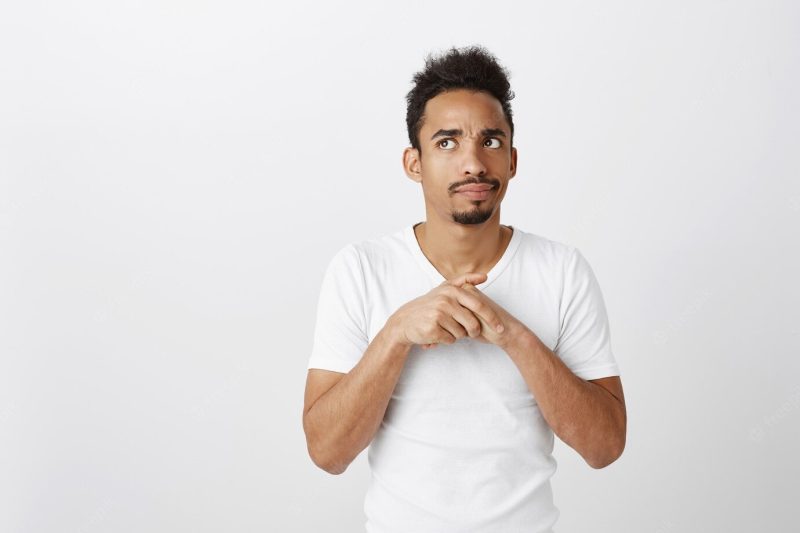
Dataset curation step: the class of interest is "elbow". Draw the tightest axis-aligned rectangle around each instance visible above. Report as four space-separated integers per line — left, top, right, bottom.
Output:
304 425 349 475
587 434 626 469
324 462 348 476
302 411 353 475
309 447 349 475
587 453 619 470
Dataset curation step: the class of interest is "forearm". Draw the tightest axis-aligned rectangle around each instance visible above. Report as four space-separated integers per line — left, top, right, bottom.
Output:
304 324 411 474
503 325 625 468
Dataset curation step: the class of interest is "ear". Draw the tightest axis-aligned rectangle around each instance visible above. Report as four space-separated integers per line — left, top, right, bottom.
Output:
509 146 517 179
403 147 422 184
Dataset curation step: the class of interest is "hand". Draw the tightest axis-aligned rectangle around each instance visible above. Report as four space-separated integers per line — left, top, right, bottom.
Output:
386 272 507 348
463 283 523 348
420 282 523 350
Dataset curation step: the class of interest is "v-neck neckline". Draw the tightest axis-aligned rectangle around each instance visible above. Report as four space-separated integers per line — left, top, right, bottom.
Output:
404 221 522 290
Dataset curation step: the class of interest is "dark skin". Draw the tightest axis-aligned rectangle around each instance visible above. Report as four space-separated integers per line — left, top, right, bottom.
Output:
401 88 626 468
403 88 517 282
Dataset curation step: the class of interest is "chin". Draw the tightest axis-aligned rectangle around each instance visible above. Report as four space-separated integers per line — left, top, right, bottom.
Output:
451 208 494 225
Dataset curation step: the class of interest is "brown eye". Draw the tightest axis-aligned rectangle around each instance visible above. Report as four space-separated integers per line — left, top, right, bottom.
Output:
484 138 501 148
438 139 456 150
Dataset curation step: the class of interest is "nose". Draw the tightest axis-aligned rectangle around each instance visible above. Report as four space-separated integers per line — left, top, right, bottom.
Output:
460 142 488 177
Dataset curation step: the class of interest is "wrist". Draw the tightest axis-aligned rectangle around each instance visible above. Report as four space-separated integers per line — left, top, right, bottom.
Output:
500 321 536 353
381 318 413 349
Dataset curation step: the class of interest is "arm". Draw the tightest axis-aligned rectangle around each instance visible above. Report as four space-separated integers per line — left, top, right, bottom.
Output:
303 324 411 475
303 271 503 475
458 246 626 469
502 324 626 469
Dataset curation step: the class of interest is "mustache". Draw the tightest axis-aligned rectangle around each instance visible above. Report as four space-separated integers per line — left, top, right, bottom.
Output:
449 177 500 193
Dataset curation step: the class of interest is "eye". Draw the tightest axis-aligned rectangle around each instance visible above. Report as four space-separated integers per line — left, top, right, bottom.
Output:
484 137 502 148
438 138 456 150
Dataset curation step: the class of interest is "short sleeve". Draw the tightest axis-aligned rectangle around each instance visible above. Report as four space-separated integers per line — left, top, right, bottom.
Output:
554 247 620 381
307 244 369 374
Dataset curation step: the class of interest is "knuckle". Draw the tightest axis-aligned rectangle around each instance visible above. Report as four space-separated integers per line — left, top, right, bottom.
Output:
434 294 449 306
471 319 481 335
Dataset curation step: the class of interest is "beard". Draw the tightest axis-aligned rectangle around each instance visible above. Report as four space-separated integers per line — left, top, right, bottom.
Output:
450 203 493 225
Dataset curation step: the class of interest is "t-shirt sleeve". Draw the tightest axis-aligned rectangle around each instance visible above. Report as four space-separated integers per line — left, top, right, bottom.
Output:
307 243 369 374
554 247 621 381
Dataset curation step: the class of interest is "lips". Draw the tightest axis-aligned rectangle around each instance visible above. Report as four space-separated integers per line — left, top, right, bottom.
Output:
455 184 494 192
456 188 494 200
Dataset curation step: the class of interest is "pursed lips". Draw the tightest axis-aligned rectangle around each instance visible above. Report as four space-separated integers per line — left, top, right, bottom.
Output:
454 184 495 193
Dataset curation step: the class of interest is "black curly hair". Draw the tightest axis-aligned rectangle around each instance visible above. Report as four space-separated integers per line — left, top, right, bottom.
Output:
405 44 515 156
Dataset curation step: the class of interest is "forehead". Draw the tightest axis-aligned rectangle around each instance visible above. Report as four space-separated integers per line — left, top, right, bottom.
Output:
421 89 508 133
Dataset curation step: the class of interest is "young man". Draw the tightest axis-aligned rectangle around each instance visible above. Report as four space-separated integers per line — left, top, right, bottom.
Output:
302 45 626 532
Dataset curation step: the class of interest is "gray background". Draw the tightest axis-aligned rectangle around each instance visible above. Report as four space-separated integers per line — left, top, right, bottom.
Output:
2 1 798 531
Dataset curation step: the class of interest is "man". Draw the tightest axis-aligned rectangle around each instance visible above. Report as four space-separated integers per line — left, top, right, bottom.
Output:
302 44 626 532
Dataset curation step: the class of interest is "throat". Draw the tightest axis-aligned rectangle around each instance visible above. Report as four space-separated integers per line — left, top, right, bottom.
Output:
414 223 513 281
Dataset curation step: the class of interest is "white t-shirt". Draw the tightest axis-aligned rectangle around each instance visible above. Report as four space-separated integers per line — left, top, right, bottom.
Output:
307 222 620 533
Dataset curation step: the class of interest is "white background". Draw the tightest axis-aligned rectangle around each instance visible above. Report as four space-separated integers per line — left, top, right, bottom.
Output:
1 1 798 532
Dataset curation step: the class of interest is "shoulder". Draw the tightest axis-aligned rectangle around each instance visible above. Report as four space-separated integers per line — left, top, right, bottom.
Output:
324 227 407 274
512 227 577 268
338 227 408 267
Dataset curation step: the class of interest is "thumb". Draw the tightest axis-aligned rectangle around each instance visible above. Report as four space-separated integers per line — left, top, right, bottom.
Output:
443 272 487 287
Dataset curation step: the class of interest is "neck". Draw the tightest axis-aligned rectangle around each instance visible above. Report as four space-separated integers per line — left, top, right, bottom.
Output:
413 211 511 280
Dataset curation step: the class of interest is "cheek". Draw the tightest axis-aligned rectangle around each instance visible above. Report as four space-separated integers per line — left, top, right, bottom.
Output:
424 156 451 175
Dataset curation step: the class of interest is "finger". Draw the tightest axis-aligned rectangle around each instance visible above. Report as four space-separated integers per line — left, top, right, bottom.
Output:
447 302 482 338
451 287 505 333
442 271 487 287
436 314 466 343
471 332 491 343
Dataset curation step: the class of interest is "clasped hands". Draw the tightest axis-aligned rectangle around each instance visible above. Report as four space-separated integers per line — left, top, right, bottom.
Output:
389 271 523 351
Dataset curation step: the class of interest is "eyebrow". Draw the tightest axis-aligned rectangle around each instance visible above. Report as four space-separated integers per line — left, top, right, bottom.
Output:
430 128 507 141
